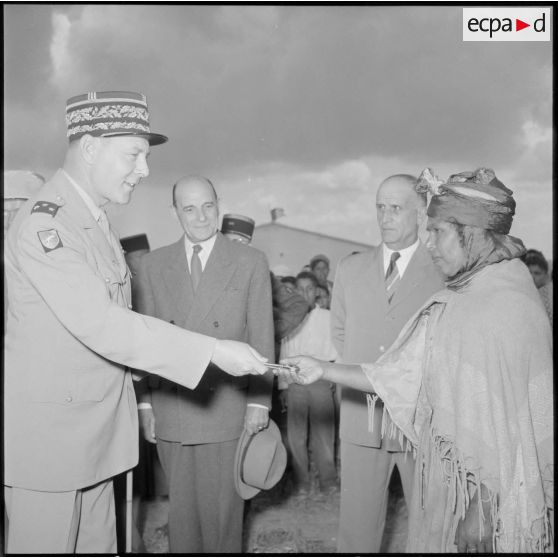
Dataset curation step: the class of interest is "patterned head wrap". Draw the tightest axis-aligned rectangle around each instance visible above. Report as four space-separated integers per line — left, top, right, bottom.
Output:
418 168 515 234
416 168 525 289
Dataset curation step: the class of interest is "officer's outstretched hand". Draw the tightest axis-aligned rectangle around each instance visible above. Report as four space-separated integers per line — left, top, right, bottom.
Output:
212 340 269 376
280 356 325 385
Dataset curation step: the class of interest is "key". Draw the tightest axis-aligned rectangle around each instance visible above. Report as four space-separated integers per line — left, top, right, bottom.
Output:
266 363 300 374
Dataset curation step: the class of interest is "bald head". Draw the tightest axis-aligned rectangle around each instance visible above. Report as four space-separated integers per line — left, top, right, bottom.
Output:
172 175 217 207
378 174 426 207
172 175 220 243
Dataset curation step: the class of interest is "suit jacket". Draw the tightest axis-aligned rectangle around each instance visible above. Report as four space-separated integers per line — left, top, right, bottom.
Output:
135 233 275 444
330 242 444 448
3 170 216 492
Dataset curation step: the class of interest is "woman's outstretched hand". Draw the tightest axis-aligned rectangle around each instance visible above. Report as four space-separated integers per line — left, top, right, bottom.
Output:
279 355 326 385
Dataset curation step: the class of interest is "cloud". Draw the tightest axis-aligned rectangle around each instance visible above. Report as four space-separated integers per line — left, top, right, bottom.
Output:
207 155 411 246
4 5 553 257
20 5 547 172
49 13 72 88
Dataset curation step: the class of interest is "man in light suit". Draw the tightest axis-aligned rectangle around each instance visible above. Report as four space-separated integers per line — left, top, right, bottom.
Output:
331 174 444 552
135 176 275 553
3 91 268 555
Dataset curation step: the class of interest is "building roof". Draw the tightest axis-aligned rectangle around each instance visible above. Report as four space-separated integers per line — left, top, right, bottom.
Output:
255 221 373 248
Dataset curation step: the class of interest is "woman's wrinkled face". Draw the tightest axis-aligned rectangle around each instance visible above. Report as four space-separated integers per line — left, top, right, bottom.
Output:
425 217 468 278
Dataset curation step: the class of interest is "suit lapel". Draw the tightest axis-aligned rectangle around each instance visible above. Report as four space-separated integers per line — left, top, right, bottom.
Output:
389 242 431 311
161 238 194 322
185 234 236 329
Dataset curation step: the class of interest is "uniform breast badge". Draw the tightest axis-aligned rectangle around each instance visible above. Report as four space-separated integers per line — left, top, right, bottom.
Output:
37 229 63 253
31 201 61 217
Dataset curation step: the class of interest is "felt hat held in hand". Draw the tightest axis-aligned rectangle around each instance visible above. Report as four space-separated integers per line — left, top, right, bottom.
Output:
234 419 287 499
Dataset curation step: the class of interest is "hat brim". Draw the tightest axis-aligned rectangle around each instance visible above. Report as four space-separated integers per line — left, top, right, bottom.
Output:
234 420 286 500
222 230 253 240
100 131 168 146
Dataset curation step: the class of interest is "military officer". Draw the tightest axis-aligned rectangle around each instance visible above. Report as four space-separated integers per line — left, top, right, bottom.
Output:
3 90 269 554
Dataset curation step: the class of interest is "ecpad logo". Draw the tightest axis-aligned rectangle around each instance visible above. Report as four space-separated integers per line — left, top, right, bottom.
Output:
463 7 550 41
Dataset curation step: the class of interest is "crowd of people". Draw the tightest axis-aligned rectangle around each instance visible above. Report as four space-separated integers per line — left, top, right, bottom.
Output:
2 89 553 555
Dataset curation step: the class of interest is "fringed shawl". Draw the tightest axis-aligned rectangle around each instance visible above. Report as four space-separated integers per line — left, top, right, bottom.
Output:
362 259 553 552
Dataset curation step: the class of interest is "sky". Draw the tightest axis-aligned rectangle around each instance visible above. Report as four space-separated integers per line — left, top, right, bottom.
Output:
3 4 553 257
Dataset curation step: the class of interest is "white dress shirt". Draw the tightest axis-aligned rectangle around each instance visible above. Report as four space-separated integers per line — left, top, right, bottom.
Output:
183 233 217 271
382 238 419 278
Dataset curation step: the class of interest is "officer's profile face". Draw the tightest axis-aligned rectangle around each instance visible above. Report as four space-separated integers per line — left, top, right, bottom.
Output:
173 178 219 243
224 232 250 245
88 135 150 206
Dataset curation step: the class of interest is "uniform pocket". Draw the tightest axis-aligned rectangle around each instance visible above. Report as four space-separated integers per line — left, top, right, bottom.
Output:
27 369 107 404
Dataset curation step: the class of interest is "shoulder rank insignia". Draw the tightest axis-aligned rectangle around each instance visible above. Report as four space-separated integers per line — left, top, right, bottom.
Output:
37 229 63 253
31 201 61 217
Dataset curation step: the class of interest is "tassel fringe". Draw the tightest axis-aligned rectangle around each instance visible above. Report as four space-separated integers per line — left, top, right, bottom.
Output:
366 393 378 433
421 425 553 552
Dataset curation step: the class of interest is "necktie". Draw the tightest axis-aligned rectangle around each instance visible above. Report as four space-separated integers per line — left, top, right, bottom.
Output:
191 244 203 291
385 251 401 303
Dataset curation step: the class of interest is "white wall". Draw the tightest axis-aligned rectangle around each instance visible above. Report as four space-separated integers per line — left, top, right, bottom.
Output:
251 223 373 281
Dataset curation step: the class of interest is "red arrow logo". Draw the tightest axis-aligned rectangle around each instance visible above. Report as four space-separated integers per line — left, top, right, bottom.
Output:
516 18 530 31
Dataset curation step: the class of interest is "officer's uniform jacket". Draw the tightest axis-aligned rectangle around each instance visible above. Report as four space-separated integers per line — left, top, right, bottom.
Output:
135 233 274 444
330 243 444 448
4 170 216 492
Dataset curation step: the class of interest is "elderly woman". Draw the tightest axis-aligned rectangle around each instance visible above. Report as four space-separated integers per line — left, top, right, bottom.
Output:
280 168 553 553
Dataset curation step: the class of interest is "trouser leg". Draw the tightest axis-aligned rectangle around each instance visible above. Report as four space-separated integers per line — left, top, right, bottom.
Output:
286 384 310 487
75 480 116 553
337 442 393 553
4 485 78 554
4 480 115 554
157 439 243 553
308 382 337 488
157 439 202 553
196 440 243 553
393 451 415 505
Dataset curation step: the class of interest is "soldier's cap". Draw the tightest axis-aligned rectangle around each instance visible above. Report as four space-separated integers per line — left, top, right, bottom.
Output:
65 91 168 146
120 233 150 254
221 214 256 241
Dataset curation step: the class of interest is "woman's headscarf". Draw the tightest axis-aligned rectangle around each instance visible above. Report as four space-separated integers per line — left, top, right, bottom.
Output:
417 168 526 289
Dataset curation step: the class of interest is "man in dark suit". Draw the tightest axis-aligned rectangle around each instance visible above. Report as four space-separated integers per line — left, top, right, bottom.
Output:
330 174 445 552
135 176 274 553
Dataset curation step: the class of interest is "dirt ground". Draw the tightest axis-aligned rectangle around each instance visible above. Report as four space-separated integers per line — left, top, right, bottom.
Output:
136 401 409 554
139 471 408 553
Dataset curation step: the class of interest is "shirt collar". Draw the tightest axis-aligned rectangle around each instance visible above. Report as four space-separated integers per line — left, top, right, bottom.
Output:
382 238 420 277
183 232 218 257
62 169 103 222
